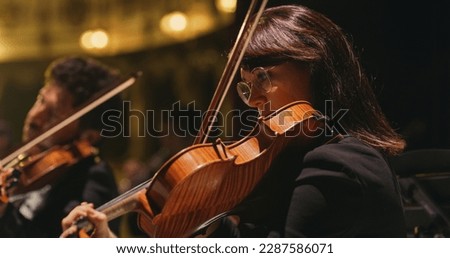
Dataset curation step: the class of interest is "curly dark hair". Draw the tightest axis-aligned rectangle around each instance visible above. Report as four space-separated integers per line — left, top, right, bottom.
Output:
44 56 122 132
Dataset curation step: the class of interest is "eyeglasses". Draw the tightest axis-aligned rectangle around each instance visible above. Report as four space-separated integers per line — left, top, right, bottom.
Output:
236 66 275 105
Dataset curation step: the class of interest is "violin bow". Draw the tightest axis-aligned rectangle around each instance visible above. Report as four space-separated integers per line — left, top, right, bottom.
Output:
193 0 268 145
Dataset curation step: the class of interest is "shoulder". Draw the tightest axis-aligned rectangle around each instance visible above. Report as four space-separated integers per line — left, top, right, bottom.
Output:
75 156 113 174
304 136 386 167
88 158 114 173
299 136 391 185
76 157 119 203
67 156 116 185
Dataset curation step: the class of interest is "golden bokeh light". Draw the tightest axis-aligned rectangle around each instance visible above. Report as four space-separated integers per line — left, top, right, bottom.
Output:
160 11 188 34
215 0 237 13
0 0 235 62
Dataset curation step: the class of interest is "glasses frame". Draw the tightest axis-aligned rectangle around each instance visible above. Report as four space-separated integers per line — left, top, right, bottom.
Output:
236 66 276 105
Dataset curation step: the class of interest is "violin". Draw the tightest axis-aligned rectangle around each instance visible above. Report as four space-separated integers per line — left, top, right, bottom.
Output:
0 73 140 203
0 140 97 202
69 101 323 238
141 101 323 237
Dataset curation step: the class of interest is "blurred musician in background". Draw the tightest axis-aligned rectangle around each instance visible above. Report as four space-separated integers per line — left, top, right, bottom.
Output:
0 56 121 237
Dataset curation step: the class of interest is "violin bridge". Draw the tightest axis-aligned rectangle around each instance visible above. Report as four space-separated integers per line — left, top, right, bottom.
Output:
214 138 230 160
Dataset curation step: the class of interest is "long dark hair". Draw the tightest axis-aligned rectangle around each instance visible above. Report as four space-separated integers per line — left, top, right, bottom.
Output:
242 5 405 156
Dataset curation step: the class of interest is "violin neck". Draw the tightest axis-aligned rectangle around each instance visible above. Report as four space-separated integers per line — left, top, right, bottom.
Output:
74 182 150 235
97 180 151 222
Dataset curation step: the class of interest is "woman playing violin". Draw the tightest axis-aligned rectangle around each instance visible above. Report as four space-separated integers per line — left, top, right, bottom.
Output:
0 56 121 237
62 4 406 237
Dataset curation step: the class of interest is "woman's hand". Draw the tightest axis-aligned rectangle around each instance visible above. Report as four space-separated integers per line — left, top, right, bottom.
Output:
60 202 116 238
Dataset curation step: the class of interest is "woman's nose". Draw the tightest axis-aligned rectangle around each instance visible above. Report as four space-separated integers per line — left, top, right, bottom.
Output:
247 89 267 109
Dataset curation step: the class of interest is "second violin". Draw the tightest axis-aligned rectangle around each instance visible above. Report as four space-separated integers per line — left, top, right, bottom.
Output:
0 140 97 200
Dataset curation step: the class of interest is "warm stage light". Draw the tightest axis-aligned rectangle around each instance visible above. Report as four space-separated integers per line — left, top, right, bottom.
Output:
80 29 109 50
0 0 236 61
215 0 237 13
160 11 188 34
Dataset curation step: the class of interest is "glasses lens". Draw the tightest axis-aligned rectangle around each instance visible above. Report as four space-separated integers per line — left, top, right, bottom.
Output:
236 66 273 105
237 81 251 104
253 68 272 92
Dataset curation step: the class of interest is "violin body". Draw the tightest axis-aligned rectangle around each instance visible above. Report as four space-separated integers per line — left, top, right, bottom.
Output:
138 101 323 237
0 140 97 201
